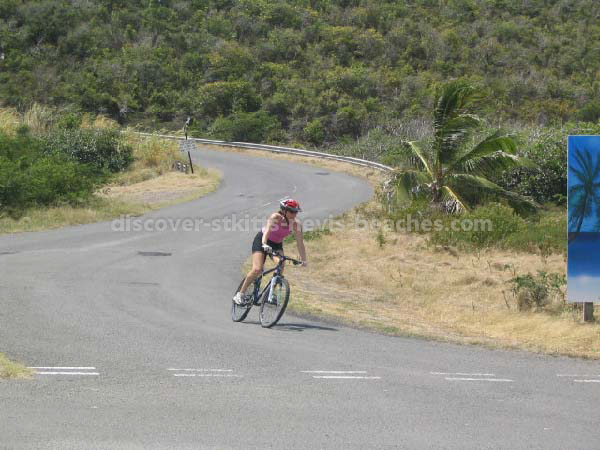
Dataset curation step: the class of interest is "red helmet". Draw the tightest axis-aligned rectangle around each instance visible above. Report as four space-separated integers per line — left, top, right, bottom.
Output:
279 198 302 212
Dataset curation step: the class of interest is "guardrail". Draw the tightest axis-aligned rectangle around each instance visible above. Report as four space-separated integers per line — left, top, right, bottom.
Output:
135 132 393 173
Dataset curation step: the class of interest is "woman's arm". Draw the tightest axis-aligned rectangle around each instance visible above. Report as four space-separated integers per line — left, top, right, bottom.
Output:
294 221 307 264
262 213 279 245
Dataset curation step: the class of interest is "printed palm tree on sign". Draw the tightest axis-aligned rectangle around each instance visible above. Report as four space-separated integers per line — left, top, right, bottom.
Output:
388 81 537 214
568 148 600 242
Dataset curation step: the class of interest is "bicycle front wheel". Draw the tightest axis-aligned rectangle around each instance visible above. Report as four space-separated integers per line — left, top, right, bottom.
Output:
259 277 290 328
231 278 252 322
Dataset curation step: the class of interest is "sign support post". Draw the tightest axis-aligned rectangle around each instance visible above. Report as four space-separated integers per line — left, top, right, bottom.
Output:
583 302 594 322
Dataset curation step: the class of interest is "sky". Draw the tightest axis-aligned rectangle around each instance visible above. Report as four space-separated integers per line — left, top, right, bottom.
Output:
568 235 600 301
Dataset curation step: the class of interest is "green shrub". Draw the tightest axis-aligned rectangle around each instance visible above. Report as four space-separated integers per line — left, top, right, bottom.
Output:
430 203 526 250
209 111 280 143
304 118 325 145
0 133 101 214
42 128 133 173
56 112 83 130
498 122 600 205
509 271 566 311
503 210 566 254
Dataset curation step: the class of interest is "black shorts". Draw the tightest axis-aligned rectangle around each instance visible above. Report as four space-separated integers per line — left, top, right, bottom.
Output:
252 231 283 255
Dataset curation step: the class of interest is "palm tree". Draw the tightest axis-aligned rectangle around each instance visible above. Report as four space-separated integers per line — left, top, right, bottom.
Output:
568 148 600 242
387 81 537 214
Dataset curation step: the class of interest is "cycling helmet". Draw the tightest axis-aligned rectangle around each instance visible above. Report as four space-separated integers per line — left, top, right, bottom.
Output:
279 198 302 212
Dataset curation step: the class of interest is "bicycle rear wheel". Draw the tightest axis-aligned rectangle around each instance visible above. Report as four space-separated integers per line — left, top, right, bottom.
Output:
231 278 252 322
259 277 290 328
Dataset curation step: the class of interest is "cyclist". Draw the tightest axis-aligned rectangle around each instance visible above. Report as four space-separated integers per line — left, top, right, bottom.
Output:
233 198 307 305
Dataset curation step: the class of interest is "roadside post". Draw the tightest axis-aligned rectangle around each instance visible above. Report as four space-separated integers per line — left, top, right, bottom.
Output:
188 149 194 174
583 303 594 322
184 116 192 140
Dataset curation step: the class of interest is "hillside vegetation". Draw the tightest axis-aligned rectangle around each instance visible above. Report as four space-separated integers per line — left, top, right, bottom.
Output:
0 0 598 146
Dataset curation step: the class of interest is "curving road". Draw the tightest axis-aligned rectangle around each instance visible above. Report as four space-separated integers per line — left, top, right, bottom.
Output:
0 145 599 450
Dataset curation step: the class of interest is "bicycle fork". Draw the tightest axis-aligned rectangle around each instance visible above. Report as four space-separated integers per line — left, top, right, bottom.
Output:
267 276 278 304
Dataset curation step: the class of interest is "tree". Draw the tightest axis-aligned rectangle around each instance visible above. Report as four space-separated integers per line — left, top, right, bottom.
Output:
387 81 537 214
568 148 600 242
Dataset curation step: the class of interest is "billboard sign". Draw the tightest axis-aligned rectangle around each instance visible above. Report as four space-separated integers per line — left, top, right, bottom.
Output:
568 135 600 302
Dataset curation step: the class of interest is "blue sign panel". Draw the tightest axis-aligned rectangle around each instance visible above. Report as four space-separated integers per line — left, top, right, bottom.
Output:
568 135 600 302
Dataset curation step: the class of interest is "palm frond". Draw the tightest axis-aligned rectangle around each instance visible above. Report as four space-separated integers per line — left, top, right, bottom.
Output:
568 184 585 198
449 131 515 167
404 141 433 176
389 170 432 203
452 152 522 178
440 185 469 213
568 190 587 231
569 165 590 185
446 174 538 215
433 81 477 134
437 114 482 164
572 149 600 182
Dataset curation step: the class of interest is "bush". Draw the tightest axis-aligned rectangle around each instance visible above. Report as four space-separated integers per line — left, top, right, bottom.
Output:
430 203 526 250
304 118 325 145
0 133 101 214
504 210 566 255
209 111 280 142
509 271 566 311
42 128 133 174
498 122 600 204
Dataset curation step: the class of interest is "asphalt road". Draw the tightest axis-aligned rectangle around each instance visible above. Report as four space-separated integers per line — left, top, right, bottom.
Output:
1 145 599 450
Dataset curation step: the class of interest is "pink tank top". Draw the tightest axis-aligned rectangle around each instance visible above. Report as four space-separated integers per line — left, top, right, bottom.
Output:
262 217 292 243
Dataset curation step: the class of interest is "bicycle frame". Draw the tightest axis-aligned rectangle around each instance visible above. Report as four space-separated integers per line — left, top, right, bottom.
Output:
250 254 301 305
251 260 285 304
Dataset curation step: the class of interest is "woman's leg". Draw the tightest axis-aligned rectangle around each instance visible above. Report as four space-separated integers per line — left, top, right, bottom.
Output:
238 251 266 294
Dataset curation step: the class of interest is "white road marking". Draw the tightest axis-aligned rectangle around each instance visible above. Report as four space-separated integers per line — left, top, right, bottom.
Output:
313 376 381 379
431 372 495 376
35 372 100 376
574 379 600 383
173 374 243 378
445 377 513 382
169 368 240 378
30 366 99 376
29 367 96 370
303 370 380 379
302 371 367 374
262 202 272 207
557 374 600 377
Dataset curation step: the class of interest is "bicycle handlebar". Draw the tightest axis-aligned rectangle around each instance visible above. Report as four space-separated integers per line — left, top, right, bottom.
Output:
266 251 304 266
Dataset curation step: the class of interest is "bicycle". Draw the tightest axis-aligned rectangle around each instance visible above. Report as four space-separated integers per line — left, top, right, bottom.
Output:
231 253 303 328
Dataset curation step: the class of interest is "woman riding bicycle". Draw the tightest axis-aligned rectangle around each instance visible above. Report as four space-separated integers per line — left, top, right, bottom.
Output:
233 198 307 305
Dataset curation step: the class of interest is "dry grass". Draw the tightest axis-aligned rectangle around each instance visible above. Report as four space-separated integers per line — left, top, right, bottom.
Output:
23 103 55 134
100 169 221 207
81 114 119 130
0 199 145 234
0 353 32 380
121 131 188 181
282 206 600 358
0 107 20 135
